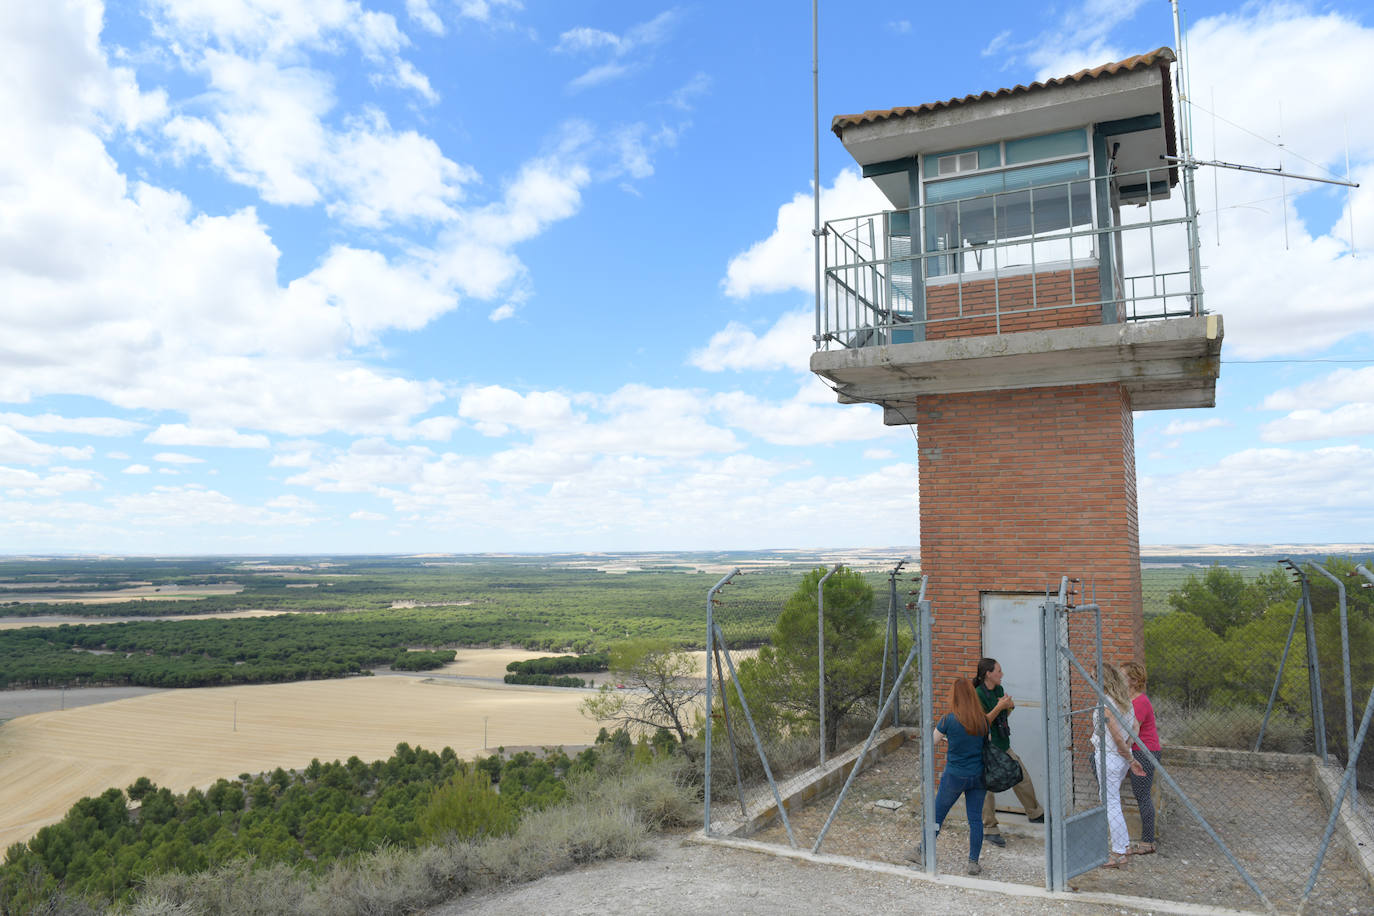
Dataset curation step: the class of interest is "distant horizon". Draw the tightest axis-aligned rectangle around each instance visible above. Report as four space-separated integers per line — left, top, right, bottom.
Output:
3 543 1372 561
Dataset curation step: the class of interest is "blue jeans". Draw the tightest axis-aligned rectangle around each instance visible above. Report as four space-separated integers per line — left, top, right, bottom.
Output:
934 770 987 861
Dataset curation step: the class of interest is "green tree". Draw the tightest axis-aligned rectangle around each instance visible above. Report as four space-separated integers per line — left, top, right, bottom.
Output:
1144 611 1225 709
416 767 515 842
1166 565 1288 636
734 566 888 753
581 638 703 756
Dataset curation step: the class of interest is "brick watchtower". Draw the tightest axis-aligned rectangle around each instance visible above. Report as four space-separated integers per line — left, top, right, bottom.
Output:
811 50 1221 763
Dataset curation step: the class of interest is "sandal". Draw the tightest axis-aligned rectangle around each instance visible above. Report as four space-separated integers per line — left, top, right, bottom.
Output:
1130 842 1156 855
1101 853 1129 869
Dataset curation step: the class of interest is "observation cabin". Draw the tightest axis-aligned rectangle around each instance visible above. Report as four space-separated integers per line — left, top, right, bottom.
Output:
811 50 1225 754
812 48 1221 423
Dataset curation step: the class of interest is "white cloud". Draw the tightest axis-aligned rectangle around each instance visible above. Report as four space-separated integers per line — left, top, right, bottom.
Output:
488 303 517 322
1262 367 1374 411
148 0 405 60
109 484 318 528
711 383 889 447
405 0 445 35
146 424 270 448
1141 445 1374 541
123 464 152 474
0 413 145 437
458 385 576 436
0 427 94 465
690 311 814 373
350 509 387 521
154 452 205 465
1257 366 1374 442
667 72 709 111
1260 404 1374 443
1160 418 1231 436
0 465 102 497
455 0 522 24
555 10 679 91
1013 5 1374 359
723 169 890 299
375 59 439 103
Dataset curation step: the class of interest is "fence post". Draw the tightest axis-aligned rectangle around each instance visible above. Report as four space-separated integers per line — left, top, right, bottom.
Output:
704 568 739 836
919 594 936 874
1311 563 1353 771
1301 577 1328 763
818 564 840 766
1041 592 1066 891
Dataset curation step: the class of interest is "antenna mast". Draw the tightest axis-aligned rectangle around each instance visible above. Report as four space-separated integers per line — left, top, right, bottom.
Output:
1171 0 1205 315
812 0 822 346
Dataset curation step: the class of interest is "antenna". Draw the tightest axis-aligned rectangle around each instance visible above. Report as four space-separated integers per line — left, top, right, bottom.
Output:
1170 0 1205 313
1168 0 1359 267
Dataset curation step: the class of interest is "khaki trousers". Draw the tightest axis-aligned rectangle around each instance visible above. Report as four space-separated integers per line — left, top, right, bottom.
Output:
983 747 1043 833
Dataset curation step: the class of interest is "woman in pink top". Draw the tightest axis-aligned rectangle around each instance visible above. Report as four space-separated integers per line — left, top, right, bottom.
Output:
1123 661 1160 854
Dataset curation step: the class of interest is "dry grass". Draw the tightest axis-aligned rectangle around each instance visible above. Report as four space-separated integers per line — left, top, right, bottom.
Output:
0 663 601 850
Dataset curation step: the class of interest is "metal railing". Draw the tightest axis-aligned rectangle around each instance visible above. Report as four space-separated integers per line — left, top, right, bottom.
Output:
816 165 1200 350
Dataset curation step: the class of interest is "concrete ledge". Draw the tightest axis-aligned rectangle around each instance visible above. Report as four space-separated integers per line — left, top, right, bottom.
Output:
1308 758 1374 893
811 314 1222 419
1162 744 1310 772
706 726 914 837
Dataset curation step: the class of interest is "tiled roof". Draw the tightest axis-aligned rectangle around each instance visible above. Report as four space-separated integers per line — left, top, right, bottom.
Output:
831 48 1176 137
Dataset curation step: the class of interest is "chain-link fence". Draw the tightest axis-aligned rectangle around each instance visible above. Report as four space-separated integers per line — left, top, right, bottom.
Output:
704 559 1374 914
703 562 923 853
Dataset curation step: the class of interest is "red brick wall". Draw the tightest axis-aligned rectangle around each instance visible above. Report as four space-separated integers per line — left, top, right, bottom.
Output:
916 382 1142 690
925 267 1101 339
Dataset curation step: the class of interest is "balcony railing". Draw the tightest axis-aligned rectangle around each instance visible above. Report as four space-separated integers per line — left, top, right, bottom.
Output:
816 165 1200 350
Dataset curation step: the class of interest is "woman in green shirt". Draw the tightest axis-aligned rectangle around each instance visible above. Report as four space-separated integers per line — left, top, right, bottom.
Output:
974 657 1044 845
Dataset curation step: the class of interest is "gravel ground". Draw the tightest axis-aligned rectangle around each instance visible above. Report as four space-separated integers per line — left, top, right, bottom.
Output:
433 835 1158 916
743 740 1372 915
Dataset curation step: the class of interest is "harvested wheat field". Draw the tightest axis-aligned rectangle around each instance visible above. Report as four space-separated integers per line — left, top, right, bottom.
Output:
0 674 599 851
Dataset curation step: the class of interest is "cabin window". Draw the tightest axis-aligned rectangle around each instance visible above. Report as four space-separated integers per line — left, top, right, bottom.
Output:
920 128 1093 277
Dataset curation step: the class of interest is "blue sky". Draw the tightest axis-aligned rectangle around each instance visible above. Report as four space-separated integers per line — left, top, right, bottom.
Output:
1 0 1371 554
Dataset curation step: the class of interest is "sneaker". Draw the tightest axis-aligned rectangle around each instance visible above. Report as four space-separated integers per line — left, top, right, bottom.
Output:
903 843 923 863
1028 814 1044 824
967 860 982 875
985 834 1006 847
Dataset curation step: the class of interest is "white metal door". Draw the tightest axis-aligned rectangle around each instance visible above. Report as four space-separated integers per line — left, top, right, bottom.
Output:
981 592 1048 813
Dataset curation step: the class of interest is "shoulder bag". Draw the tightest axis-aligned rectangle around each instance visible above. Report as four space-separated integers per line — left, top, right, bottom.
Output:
982 742 1023 793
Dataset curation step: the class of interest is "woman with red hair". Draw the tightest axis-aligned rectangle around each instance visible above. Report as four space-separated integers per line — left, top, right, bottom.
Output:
905 678 990 875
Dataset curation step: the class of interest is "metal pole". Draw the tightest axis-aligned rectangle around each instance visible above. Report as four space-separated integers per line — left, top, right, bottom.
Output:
1312 564 1353 770
1042 595 1067 890
1170 0 1204 315
1301 680 1374 904
919 597 936 874
1301 578 1328 763
712 641 747 816
704 568 738 835
813 639 921 852
818 564 839 765
811 0 822 347
1257 597 1304 752
714 623 798 848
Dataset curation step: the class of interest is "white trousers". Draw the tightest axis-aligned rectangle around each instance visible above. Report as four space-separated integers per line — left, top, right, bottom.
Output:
1095 750 1132 855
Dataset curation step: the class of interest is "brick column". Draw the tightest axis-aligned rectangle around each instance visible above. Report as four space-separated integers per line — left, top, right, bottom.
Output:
916 382 1143 689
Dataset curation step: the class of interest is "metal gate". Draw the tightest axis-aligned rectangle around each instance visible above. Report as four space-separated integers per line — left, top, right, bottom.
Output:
1040 578 1110 886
